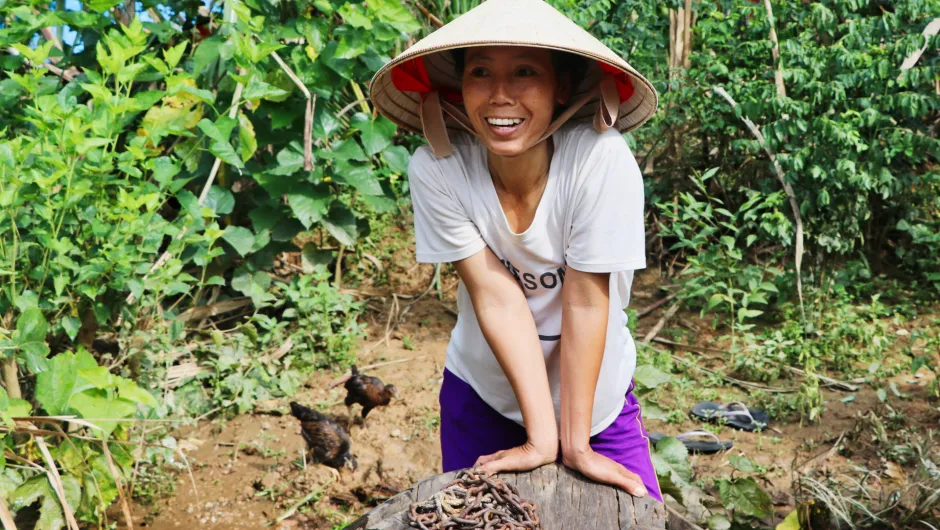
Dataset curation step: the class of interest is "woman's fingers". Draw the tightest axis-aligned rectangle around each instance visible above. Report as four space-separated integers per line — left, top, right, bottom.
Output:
479 447 532 474
473 450 503 468
569 451 648 498
615 465 647 497
475 444 553 475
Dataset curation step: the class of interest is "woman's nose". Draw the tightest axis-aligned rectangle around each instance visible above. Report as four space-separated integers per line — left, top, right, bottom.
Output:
488 78 515 105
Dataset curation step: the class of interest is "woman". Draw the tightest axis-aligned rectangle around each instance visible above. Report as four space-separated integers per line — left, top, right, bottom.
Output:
370 0 661 500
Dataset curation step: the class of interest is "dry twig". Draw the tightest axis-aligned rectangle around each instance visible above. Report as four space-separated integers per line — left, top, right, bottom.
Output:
102 440 135 530
642 303 679 344
0 498 16 530
898 18 940 78
268 48 315 171
33 435 80 530
636 292 679 320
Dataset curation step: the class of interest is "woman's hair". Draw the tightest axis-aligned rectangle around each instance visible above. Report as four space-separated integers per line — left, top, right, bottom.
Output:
451 48 588 88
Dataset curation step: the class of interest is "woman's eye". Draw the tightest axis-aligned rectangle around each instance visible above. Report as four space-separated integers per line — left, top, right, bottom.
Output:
468 67 488 77
516 67 537 77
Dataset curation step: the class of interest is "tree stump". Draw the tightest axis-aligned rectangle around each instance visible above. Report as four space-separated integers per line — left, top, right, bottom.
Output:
343 463 666 529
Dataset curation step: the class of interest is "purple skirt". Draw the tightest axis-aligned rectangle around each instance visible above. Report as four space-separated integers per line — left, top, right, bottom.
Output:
439 369 663 502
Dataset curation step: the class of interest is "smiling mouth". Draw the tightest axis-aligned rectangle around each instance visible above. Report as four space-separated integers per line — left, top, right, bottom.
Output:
485 117 526 136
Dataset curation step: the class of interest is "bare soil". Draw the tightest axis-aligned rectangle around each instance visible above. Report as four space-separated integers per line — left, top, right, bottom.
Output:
128 265 940 530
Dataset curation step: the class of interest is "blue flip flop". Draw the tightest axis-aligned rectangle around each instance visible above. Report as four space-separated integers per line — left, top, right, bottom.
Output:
691 401 770 432
649 430 733 454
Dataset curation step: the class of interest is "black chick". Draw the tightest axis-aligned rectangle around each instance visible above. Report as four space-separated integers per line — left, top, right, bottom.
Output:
344 365 397 426
289 402 358 472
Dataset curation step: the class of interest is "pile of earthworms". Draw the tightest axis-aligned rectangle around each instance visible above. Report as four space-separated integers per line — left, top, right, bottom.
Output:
408 469 541 529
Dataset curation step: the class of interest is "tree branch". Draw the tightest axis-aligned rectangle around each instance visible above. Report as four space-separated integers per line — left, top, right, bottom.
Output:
712 86 804 319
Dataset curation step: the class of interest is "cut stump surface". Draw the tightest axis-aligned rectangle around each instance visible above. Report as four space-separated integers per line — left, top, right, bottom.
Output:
343 463 666 529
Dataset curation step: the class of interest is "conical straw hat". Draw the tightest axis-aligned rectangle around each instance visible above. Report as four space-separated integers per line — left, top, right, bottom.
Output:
370 0 658 153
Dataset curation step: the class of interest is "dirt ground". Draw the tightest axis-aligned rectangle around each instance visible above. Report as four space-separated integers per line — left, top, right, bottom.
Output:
128 265 940 530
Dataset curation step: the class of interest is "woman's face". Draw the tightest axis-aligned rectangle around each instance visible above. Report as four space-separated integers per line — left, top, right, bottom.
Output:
461 46 569 157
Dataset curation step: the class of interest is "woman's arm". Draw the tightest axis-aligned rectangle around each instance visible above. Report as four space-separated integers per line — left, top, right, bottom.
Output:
559 268 647 497
453 247 558 472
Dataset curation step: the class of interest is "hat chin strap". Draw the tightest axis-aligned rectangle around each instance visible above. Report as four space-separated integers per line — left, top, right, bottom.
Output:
419 75 621 158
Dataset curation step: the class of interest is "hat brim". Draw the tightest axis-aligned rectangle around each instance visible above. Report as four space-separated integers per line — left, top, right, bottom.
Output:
369 0 658 137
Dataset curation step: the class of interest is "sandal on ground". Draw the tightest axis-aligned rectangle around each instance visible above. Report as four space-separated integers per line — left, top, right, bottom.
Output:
690 401 770 432
648 430 733 454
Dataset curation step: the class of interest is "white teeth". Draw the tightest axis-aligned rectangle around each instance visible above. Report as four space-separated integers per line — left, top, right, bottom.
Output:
486 118 523 126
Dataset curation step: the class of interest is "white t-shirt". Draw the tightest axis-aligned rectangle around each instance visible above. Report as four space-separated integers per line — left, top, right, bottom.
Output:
408 122 646 436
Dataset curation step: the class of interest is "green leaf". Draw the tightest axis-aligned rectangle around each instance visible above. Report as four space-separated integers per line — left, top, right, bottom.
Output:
14 307 49 359
637 396 668 421
268 143 306 176
164 41 187 69
68 389 137 436
197 118 230 144
78 366 116 389
237 112 257 162
383 145 411 173
335 33 367 60
243 77 290 101
653 437 693 482
222 226 255 257
61 316 80 341
708 514 732 530
729 455 760 473
301 243 333 273
312 0 334 14
231 268 274 307
36 352 79 416
335 163 384 195
339 3 373 29
287 188 331 229
776 510 800 530
249 206 282 231
7 399 30 418
706 293 726 311
209 140 245 169
351 113 397 156
737 308 763 322
717 477 772 519
205 186 235 215
88 0 122 12
633 364 672 389
192 35 223 76
367 0 421 34
116 379 158 408
360 194 398 214
320 138 368 162
322 206 358 246
150 157 181 189
650 435 693 503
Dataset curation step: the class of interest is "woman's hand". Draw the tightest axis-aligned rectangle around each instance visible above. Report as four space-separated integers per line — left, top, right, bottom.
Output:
474 438 557 475
562 447 647 497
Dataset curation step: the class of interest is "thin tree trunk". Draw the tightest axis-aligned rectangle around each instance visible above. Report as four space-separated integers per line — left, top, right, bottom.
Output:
669 4 694 72
683 0 693 69
2 361 20 400
763 0 786 98
0 311 19 400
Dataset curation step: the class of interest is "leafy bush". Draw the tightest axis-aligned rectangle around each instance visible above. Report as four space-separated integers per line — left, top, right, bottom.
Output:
657 167 790 332
0 0 415 524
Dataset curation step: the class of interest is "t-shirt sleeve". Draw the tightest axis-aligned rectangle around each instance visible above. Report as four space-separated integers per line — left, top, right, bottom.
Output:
565 130 647 273
408 147 487 263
